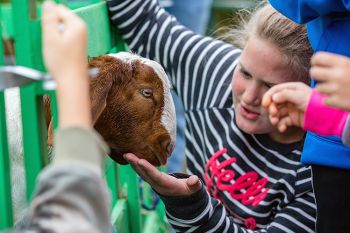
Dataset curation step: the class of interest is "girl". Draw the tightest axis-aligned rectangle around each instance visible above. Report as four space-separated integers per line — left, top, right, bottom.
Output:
108 0 315 232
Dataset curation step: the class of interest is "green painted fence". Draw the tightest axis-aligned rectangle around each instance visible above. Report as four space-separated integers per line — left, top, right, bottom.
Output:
0 1 168 232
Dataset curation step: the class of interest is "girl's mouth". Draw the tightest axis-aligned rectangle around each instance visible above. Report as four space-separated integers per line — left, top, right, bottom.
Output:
240 105 260 120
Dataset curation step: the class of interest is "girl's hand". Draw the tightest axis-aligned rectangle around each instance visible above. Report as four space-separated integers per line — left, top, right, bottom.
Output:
262 82 312 132
311 52 350 111
124 153 202 196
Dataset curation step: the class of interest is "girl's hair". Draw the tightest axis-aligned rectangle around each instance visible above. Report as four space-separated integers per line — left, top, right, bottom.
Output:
219 3 313 83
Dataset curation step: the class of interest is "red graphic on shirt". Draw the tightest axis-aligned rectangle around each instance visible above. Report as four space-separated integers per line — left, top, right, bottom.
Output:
203 148 269 230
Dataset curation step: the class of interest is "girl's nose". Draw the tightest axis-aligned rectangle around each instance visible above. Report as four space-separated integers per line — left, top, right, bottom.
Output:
242 84 261 106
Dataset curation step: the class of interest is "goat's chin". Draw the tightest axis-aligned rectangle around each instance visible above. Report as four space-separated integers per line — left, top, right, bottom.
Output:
109 149 129 165
109 148 164 166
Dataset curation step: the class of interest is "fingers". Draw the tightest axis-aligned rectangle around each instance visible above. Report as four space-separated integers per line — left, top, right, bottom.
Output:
263 83 297 105
309 66 335 82
137 159 164 186
323 96 343 110
262 94 272 108
268 103 279 116
42 1 60 41
56 4 85 31
124 153 201 196
42 2 85 35
186 175 202 193
262 82 305 109
276 116 293 133
315 82 338 95
42 1 59 24
269 115 279 125
269 89 301 105
312 52 349 67
124 153 168 187
124 153 149 181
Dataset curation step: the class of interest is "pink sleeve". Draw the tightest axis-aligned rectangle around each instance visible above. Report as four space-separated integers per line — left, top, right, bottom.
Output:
304 90 348 136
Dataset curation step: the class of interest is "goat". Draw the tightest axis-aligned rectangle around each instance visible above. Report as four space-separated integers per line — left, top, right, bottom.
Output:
47 52 176 165
6 52 176 222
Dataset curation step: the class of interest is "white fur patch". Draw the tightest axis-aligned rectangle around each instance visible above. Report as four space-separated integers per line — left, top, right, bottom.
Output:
108 52 176 145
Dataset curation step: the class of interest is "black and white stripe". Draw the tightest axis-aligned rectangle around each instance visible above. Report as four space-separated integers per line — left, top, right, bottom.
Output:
108 0 316 232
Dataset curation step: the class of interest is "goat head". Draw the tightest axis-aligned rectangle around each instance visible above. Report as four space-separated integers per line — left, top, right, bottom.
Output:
47 52 176 166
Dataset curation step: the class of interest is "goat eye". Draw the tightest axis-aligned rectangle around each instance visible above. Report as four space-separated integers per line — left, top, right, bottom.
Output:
140 88 153 98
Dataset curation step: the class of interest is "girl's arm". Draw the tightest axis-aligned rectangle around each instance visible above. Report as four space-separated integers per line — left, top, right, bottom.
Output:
124 153 316 233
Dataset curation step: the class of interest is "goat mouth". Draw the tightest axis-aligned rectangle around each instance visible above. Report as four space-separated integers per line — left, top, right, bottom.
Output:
147 146 167 166
156 153 167 166
109 147 166 166
109 148 129 165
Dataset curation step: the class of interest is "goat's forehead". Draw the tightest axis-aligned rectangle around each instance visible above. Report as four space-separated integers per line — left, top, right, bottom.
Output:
108 52 171 88
108 52 176 144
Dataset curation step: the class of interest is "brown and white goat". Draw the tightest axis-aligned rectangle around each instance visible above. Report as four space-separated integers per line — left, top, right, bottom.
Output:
46 52 177 166
7 52 176 221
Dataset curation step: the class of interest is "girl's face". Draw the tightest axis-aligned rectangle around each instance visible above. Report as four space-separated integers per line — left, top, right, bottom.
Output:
232 36 296 135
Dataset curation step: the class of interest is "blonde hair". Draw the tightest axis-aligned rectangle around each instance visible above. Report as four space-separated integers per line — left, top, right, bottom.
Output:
219 4 313 83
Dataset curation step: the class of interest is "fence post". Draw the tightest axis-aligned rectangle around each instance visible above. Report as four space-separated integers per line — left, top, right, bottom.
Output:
12 0 47 202
0 7 13 227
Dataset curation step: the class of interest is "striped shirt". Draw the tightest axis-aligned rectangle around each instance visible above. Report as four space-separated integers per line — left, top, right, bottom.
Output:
107 0 316 232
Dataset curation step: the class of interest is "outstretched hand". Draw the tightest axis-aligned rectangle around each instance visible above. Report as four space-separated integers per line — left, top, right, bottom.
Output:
262 82 312 132
124 153 202 197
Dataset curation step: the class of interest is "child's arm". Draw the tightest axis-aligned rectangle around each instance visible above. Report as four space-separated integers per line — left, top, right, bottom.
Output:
262 82 349 139
42 1 91 129
15 2 111 233
311 52 350 112
303 90 348 137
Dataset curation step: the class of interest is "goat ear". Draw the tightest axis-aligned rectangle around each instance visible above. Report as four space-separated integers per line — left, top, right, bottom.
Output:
90 77 113 125
88 55 125 124
43 95 55 146
47 120 54 146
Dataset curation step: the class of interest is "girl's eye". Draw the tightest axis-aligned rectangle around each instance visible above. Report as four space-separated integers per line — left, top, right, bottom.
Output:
140 88 153 98
240 69 251 79
264 83 272 88
264 82 274 89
